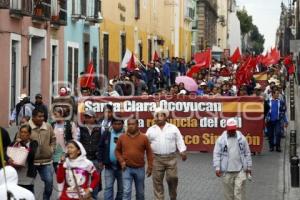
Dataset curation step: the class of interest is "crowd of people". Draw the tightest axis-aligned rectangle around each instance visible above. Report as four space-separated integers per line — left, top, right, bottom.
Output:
0 53 294 200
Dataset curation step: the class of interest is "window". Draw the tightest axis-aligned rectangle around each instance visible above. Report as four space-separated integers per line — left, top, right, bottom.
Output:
74 49 79 90
120 34 126 62
92 47 97 70
103 34 109 78
11 41 17 112
84 41 90 69
81 0 86 16
72 0 80 15
67 45 79 90
135 0 140 19
72 0 85 16
87 0 95 18
51 45 58 95
139 43 143 61
148 38 152 62
67 47 73 85
11 0 21 10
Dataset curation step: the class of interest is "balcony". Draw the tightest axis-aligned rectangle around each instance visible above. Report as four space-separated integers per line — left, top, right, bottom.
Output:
0 0 9 8
32 0 51 21
51 0 67 26
10 0 33 17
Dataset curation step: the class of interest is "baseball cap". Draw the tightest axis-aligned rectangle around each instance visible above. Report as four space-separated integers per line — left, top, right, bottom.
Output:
226 118 237 131
84 110 96 117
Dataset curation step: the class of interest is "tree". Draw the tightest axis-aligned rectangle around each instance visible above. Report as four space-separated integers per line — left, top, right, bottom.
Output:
237 8 265 54
250 25 265 54
237 9 253 36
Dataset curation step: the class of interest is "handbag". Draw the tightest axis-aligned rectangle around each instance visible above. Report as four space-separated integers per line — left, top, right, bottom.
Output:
6 143 29 166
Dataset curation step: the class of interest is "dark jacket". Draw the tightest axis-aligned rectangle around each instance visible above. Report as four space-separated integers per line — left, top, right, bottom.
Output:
98 130 122 170
79 126 101 161
0 127 11 168
10 140 38 178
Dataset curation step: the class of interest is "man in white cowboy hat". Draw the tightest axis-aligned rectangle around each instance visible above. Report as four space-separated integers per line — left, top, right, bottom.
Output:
213 118 252 200
9 94 35 126
146 107 187 200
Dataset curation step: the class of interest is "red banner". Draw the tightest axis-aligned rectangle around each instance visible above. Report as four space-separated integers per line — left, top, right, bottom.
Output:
78 96 264 152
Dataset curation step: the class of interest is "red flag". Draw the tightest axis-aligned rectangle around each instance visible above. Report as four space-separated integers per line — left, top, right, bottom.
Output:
284 55 293 66
84 61 95 88
262 48 280 66
187 63 210 77
288 64 295 74
153 51 160 62
127 53 136 72
236 57 257 87
284 55 295 75
230 48 241 64
187 49 211 77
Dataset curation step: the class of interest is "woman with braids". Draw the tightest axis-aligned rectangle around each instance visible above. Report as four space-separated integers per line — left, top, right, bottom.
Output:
56 140 100 200
52 106 78 172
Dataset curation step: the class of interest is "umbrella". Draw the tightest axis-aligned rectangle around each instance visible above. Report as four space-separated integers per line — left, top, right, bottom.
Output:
175 76 198 92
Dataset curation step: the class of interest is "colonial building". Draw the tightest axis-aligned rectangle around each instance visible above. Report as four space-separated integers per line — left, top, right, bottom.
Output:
195 0 218 51
100 0 195 78
0 0 66 126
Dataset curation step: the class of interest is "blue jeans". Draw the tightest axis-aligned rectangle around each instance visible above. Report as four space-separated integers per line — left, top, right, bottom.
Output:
104 166 123 200
122 167 145 200
267 120 281 148
91 160 101 199
36 164 53 200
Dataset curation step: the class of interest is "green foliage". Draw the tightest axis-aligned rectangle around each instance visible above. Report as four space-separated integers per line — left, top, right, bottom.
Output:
237 8 265 54
250 25 265 54
237 9 253 36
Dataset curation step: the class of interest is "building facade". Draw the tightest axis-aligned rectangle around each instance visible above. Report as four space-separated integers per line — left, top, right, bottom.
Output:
0 0 66 126
64 0 101 94
227 0 241 54
100 0 194 79
195 0 218 51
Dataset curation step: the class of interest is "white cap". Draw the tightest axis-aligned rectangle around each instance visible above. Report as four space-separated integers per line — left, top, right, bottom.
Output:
179 89 187 95
153 107 169 117
226 118 237 131
200 82 207 86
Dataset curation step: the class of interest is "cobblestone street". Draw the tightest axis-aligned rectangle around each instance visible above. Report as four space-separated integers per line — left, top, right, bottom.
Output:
35 141 284 200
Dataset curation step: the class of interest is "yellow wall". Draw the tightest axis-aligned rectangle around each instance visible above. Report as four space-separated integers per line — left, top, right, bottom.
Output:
100 0 193 69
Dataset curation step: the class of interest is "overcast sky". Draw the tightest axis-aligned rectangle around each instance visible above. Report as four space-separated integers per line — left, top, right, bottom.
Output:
236 0 285 52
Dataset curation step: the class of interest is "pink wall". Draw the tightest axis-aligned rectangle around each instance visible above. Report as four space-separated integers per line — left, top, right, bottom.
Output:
0 10 64 127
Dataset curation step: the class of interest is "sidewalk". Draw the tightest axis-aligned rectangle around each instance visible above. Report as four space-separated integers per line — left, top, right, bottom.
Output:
283 82 300 200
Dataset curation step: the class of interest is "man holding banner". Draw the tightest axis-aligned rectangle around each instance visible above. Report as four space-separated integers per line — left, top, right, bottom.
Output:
146 107 187 200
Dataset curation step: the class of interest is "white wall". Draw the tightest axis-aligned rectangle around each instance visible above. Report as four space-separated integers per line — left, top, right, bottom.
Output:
228 12 242 54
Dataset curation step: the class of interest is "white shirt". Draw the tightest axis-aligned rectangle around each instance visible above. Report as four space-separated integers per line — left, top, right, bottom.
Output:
227 136 243 172
146 122 187 154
